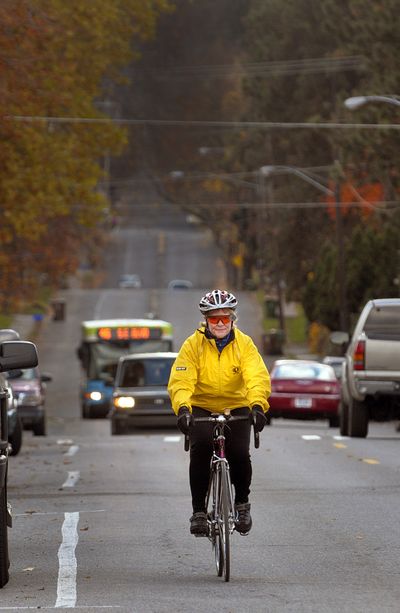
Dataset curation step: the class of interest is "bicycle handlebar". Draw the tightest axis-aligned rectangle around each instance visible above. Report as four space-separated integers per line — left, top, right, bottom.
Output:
183 411 260 451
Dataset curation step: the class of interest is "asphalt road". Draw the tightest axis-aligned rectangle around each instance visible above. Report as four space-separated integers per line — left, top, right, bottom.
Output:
3 215 400 612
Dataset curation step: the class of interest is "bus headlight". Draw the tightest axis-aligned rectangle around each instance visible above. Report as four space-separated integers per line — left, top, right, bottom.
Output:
114 396 135 409
89 391 103 402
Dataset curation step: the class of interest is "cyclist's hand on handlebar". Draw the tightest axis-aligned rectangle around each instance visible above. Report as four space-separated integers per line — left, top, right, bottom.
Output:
177 406 193 435
251 405 267 432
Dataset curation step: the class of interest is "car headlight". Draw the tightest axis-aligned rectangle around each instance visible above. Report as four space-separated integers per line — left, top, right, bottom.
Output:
17 392 41 406
113 396 135 409
89 391 103 402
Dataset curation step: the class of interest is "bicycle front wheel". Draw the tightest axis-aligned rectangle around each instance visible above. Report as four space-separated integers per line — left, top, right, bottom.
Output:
218 463 231 582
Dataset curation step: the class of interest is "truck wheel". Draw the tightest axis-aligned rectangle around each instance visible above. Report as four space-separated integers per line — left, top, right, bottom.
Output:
339 400 349 436
328 416 339 428
0 485 9 588
349 398 368 438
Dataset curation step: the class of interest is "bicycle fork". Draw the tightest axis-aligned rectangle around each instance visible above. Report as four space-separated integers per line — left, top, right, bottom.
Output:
206 457 236 540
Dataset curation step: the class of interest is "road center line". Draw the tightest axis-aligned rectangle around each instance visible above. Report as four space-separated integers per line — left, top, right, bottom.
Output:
62 471 80 488
55 511 79 608
301 435 321 441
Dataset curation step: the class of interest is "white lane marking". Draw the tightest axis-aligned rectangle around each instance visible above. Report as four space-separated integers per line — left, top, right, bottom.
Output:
333 435 349 440
301 435 321 441
164 436 181 443
0 607 121 610
57 439 74 446
55 512 79 608
64 445 79 457
61 471 80 488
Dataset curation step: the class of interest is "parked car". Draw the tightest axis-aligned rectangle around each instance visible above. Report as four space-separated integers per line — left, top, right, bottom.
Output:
6 382 23 456
110 352 178 434
322 356 345 380
7 367 52 436
268 359 340 427
0 329 38 588
331 298 400 438
167 279 193 290
118 274 142 289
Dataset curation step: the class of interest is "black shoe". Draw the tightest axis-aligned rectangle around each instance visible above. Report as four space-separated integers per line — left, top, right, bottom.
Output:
190 512 208 536
235 503 252 534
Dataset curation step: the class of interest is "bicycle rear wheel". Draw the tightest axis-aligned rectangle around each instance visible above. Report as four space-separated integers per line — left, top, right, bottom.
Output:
219 463 231 582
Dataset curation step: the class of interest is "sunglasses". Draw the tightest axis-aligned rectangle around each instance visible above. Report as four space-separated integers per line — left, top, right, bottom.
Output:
207 315 232 325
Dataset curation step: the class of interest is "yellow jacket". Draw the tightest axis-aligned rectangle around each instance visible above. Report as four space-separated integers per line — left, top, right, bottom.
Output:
168 326 271 414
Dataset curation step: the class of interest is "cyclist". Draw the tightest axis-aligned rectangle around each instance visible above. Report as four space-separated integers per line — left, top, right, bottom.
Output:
168 289 271 536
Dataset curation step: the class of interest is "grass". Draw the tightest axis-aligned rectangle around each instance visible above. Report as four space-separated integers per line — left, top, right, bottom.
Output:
262 304 308 344
285 309 308 344
0 314 12 328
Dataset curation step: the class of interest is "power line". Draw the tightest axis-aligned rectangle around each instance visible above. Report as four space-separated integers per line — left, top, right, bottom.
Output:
128 200 400 211
6 115 400 131
143 55 368 80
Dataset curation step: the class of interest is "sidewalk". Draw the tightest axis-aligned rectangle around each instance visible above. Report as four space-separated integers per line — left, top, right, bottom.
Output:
9 313 48 343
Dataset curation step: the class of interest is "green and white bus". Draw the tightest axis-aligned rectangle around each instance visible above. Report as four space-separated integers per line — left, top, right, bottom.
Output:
77 318 174 418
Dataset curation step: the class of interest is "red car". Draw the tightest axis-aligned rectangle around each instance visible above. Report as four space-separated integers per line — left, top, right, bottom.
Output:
268 359 340 427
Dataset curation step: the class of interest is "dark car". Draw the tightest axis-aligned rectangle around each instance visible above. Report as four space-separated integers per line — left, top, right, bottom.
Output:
269 359 340 427
322 356 345 381
167 279 193 290
6 382 23 456
0 329 39 588
110 352 178 434
8 367 52 436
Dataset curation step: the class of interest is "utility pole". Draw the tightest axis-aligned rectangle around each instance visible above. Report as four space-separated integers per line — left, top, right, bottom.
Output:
332 162 348 332
259 142 286 339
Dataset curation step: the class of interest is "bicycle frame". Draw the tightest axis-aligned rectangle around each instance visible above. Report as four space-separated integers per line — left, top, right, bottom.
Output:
205 417 236 540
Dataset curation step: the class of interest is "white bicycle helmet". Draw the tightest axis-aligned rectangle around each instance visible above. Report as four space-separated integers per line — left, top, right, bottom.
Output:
199 289 238 314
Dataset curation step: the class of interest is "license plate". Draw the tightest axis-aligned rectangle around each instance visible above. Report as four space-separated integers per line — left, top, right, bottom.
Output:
294 397 312 408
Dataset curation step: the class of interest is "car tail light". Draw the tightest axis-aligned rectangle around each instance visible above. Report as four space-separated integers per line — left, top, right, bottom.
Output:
353 340 365 370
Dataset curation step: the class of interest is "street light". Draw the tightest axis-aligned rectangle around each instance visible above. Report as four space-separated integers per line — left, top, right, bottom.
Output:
344 95 400 110
260 164 348 331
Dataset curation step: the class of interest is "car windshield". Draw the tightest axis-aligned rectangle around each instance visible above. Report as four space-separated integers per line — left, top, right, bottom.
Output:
273 363 335 381
120 358 175 387
12 367 38 380
87 341 172 380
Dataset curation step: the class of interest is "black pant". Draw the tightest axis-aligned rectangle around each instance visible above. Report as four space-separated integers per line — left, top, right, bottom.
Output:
189 406 252 513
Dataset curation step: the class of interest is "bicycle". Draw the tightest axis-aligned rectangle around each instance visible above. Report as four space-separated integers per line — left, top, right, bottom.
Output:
184 410 259 582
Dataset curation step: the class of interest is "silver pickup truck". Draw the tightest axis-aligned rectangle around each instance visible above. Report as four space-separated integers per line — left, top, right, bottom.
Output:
331 298 400 438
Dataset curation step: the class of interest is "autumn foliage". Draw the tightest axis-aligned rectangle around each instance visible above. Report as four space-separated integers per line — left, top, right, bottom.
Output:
0 0 170 311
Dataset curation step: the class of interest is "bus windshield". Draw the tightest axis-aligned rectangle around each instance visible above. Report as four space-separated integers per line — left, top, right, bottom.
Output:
87 339 173 381
78 319 174 383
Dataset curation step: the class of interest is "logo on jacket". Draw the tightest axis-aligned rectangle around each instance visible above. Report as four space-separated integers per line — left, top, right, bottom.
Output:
232 366 240 374
176 366 186 371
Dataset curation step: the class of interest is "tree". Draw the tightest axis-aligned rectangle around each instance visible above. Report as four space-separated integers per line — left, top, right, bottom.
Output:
0 0 171 308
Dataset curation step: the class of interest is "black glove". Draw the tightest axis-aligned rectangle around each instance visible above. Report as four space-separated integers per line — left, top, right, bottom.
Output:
177 406 193 434
251 405 267 432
